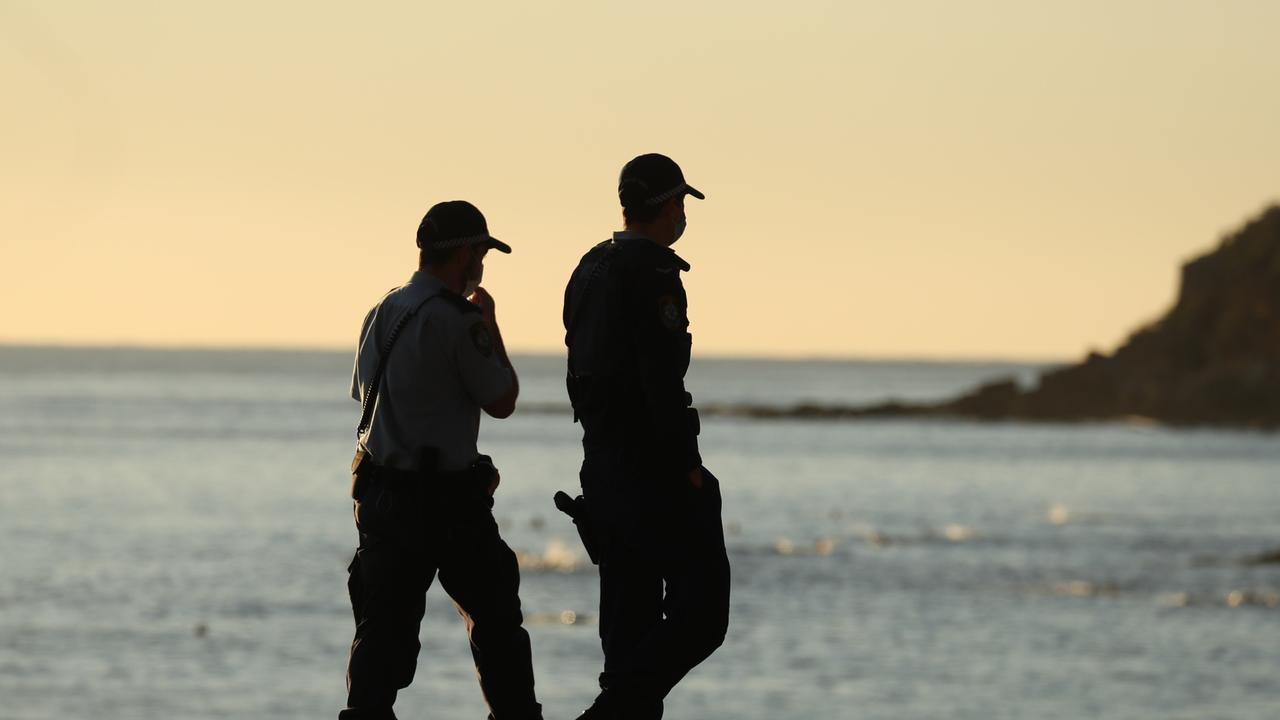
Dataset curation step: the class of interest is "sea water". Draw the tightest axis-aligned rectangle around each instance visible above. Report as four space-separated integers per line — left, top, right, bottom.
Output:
0 346 1277 719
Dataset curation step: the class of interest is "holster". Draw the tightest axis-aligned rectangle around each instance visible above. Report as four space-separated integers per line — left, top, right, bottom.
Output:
452 454 498 509
553 490 601 565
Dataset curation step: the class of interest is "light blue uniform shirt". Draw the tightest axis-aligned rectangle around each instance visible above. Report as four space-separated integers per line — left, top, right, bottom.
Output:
351 271 513 472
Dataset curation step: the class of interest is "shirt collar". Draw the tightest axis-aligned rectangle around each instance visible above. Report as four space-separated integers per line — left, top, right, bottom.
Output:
612 230 651 242
409 269 447 292
404 270 453 303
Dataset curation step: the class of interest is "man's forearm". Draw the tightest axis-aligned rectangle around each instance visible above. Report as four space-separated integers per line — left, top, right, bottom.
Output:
489 320 520 399
637 369 700 473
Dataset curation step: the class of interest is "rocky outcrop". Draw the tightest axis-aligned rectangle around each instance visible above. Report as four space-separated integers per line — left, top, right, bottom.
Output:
932 204 1280 428
1244 548 1280 566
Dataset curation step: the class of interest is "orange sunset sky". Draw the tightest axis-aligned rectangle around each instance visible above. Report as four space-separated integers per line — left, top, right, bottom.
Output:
2 1 1277 359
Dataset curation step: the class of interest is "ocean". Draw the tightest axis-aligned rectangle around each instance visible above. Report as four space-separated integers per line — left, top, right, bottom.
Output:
1 346 1277 719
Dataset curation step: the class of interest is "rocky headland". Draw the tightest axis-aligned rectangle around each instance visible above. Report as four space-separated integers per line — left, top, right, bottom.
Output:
931 204 1280 428
715 204 1280 429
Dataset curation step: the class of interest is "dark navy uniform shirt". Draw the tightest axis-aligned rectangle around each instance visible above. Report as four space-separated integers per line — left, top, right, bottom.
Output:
563 231 701 473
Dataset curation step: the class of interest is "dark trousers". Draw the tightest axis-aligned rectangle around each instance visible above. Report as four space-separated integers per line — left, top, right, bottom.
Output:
341 464 542 720
582 452 731 719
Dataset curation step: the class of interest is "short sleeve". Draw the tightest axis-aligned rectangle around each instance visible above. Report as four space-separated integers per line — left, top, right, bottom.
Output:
455 317 513 407
351 305 378 402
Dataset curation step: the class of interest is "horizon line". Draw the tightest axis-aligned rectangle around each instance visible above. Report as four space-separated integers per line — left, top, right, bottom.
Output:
0 339 1070 366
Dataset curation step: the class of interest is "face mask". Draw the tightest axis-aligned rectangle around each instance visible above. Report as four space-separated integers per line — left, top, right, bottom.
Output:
462 246 484 296
673 216 687 243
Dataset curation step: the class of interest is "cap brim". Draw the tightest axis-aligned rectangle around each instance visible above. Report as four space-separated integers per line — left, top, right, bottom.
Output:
685 185 705 200
484 237 513 254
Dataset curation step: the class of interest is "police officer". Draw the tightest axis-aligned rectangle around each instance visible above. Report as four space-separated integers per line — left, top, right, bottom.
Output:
562 154 731 719
342 200 542 720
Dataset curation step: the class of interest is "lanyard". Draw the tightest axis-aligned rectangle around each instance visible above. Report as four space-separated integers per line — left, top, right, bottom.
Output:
355 293 439 438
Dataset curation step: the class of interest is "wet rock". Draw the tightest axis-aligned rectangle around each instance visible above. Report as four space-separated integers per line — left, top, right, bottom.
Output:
1244 548 1280 566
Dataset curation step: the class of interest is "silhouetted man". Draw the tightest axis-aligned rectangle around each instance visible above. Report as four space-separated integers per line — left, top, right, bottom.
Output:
342 201 542 720
562 154 731 719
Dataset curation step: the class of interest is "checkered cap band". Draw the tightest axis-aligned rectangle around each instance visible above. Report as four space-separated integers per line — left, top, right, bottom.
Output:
644 183 688 206
426 233 490 250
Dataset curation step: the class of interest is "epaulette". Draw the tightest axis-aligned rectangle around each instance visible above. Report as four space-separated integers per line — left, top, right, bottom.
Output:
664 248 691 272
649 244 691 272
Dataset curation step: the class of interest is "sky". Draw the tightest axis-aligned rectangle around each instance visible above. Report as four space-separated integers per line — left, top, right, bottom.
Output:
2 0 1278 360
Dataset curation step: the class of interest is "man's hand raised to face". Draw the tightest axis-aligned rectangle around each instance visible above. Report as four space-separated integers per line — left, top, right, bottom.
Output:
469 287 497 328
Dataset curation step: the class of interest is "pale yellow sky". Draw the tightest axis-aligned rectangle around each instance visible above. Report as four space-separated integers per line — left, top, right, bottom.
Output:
2 1 1277 359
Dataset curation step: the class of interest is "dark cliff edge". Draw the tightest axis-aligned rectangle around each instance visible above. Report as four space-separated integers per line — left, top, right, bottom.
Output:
830 204 1280 429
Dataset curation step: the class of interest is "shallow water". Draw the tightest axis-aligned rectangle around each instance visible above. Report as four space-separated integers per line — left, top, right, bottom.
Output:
1 347 1277 719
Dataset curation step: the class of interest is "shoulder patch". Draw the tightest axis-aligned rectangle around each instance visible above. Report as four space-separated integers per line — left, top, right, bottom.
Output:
658 295 684 331
469 321 495 357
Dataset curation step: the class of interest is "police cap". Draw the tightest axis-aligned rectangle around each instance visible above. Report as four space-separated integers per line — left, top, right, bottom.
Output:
618 154 705 209
416 200 512 254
